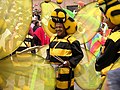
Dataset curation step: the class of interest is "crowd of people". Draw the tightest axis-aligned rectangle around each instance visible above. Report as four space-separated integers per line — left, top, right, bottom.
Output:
28 9 50 48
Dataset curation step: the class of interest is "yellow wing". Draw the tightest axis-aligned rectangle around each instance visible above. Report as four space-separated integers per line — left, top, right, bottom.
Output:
75 48 102 89
40 1 60 38
0 0 32 59
0 52 55 90
73 2 102 89
73 1 102 44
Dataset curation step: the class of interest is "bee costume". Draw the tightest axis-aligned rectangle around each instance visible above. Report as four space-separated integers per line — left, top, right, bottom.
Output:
95 0 120 72
46 8 84 90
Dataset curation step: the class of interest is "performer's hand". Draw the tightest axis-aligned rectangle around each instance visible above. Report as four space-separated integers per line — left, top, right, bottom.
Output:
63 61 70 67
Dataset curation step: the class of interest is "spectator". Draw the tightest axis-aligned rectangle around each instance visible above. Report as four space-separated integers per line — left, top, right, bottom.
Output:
33 21 40 32
33 27 50 46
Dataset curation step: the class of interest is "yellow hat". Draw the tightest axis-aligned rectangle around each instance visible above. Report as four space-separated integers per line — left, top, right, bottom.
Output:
48 8 77 34
56 0 63 4
44 0 51 3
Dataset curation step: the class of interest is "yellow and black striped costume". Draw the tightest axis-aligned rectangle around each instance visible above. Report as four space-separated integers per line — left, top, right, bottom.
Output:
97 0 120 25
46 34 83 90
95 29 120 71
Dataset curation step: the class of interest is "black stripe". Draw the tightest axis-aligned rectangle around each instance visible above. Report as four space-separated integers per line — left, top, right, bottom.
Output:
50 24 55 29
55 86 74 90
75 25 77 31
111 10 120 16
65 26 70 31
107 1 119 9
68 17 74 22
106 0 113 4
99 2 105 5
57 72 74 81
50 42 71 49
50 41 58 47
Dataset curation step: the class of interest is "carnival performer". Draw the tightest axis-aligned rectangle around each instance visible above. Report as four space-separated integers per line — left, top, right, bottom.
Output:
95 0 120 90
95 0 120 72
46 8 84 90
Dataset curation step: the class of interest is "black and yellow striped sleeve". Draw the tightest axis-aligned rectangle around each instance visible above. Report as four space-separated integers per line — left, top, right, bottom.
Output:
95 31 120 71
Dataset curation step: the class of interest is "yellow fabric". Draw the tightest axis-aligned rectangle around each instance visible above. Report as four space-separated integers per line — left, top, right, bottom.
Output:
101 63 113 75
74 61 102 90
48 8 77 34
74 64 82 77
52 38 69 42
50 35 77 57
56 0 63 4
0 17 7 34
0 76 3 85
67 35 77 44
50 34 76 44
51 10 57 17
50 35 56 42
50 62 61 65
111 58 120 70
50 48 72 57
48 19 56 34
64 19 77 34
22 85 30 90
0 0 32 59
56 78 74 89
101 46 105 54
97 0 104 4
101 75 106 82
41 1 60 37
101 78 107 90
44 0 51 2
108 30 120 42
58 12 65 18
59 67 70 74
98 0 120 25
14 86 21 90
107 0 117 5
101 58 120 90
106 5 120 25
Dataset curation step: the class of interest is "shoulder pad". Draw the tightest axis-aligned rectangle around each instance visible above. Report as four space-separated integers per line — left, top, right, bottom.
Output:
50 34 57 42
109 31 120 42
67 35 76 44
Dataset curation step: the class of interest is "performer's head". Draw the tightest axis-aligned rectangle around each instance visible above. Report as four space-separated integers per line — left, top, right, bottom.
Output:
48 8 77 36
97 0 120 28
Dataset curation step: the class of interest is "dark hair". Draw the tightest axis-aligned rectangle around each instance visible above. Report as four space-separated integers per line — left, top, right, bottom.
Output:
35 21 39 26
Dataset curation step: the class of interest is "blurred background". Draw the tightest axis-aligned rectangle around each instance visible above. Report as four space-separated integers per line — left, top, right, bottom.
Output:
33 0 96 12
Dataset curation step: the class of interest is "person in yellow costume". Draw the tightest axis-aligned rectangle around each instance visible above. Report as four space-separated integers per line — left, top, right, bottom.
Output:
46 8 84 90
95 0 120 73
95 0 120 89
